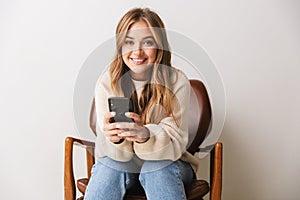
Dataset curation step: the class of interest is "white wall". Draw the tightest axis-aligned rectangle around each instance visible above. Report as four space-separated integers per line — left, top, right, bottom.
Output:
1 0 299 199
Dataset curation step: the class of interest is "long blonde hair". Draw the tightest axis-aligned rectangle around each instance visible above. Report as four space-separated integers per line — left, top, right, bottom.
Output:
110 8 178 124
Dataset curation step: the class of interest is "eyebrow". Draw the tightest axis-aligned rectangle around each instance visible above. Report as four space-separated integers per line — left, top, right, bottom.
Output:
125 36 154 40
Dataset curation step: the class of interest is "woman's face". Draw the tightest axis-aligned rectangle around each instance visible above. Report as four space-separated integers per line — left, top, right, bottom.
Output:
121 20 157 81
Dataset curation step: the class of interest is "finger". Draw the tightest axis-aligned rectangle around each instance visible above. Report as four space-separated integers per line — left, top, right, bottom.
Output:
125 135 148 142
118 131 135 137
104 129 124 137
103 123 118 131
125 136 136 142
104 112 116 124
115 122 136 130
125 112 142 124
109 135 123 143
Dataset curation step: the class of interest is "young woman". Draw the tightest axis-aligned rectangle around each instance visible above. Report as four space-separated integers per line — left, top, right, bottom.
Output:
84 8 199 200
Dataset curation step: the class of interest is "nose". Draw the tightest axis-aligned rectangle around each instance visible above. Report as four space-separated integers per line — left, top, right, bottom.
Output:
132 43 144 55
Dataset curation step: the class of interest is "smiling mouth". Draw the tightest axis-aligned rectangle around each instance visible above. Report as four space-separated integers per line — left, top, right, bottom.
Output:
130 58 147 65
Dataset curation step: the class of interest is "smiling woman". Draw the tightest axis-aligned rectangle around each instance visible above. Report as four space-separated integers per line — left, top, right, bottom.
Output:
84 8 195 200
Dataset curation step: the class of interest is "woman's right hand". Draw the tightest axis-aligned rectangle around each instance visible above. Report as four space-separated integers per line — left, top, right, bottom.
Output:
102 112 124 143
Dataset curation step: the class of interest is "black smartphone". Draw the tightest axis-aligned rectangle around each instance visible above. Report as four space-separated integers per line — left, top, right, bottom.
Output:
108 97 134 123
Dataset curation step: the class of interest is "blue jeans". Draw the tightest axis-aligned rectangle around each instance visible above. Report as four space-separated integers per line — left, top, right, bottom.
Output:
84 156 194 200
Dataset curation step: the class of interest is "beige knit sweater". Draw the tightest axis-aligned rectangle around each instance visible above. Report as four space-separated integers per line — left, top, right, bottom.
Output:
94 69 201 175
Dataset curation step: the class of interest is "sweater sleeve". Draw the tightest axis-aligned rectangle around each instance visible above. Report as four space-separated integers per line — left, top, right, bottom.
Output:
94 71 133 162
133 72 191 161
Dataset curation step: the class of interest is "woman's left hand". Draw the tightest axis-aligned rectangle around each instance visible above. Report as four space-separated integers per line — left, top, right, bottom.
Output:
117 112 150 143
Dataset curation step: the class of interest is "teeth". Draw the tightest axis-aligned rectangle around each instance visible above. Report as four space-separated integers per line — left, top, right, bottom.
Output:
130 58 146 65
132 58 144 62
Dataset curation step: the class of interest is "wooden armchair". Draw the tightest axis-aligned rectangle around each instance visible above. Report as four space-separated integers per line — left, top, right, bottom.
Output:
64 80 223 200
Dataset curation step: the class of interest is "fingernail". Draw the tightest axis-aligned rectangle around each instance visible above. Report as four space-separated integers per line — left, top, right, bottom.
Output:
125 112 130 116
111 112 116 116
116 124 121 129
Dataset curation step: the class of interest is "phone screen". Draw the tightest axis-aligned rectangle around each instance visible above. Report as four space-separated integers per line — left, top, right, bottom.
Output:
108 97 134 123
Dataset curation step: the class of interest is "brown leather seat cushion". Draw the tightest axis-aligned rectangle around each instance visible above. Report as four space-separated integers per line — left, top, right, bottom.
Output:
185 180 210 199
77 178 209 199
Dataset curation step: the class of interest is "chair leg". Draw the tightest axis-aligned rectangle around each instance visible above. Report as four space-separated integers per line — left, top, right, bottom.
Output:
210 142 222 200
86 146 95 179
64 137 76 200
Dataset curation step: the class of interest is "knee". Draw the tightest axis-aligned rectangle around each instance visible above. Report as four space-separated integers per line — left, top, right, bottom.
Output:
85 161 127 199
138 161 189 200
139 161 180 184
91 161 125 182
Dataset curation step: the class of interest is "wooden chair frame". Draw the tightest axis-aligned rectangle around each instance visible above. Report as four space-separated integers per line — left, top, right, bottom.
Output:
64 137 222 200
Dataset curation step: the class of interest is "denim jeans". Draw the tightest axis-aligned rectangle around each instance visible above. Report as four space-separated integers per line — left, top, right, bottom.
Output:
84 156 194 200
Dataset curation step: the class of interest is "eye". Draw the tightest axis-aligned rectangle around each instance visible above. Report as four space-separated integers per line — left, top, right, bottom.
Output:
143 40 155 47
124 40 134 46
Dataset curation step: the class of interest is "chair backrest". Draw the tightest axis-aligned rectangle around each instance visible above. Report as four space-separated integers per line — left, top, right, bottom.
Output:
187 80 212 155
89 79 211 155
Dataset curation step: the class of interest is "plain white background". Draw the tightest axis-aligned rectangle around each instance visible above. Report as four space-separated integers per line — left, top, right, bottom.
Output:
1 0 299 199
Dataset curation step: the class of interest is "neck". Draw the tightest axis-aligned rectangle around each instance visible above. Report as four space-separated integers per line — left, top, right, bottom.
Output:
130 69 151 81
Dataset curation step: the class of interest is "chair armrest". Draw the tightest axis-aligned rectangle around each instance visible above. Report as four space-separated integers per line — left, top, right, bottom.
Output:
64 136 95 200
210 142 223 200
